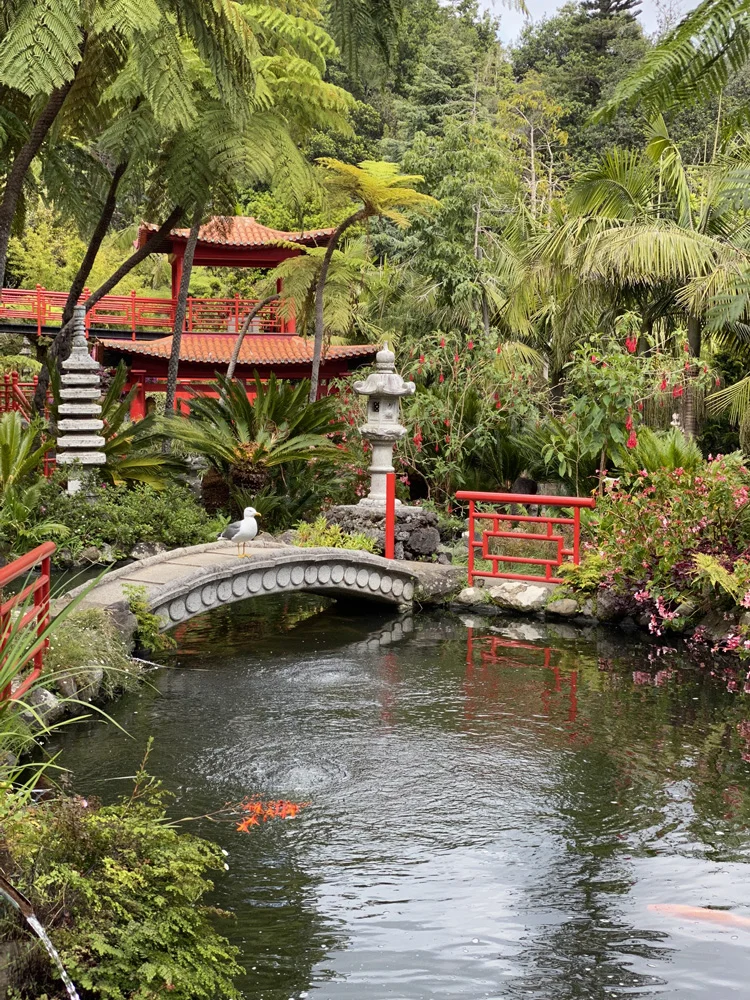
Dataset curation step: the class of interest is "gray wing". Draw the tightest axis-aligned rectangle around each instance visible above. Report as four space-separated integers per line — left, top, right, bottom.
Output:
219 521 241 540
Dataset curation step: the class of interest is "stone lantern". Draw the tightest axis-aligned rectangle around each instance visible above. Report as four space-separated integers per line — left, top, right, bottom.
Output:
56 305 106 493
353 343 415 507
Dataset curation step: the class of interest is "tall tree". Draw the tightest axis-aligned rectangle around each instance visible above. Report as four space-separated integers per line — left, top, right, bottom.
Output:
309 158 438 401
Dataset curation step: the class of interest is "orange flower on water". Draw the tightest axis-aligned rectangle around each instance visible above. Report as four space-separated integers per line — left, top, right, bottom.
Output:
235 798 309 832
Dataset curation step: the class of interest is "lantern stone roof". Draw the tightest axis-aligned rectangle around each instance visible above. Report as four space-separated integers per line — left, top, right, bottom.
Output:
138 215 334 252
99 334 378 367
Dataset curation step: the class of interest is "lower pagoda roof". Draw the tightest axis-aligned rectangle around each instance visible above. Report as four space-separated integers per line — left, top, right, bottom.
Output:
99 334 378 367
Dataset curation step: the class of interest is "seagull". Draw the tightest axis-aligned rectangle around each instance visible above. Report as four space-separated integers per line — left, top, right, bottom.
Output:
220 507 260 557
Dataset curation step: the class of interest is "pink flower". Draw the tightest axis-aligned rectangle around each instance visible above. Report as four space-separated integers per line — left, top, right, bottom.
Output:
673 385 684 398
625 414 633 432
626 430 638 449
590 354 598 363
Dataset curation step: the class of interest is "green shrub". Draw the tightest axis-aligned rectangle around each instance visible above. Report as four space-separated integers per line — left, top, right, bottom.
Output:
37 480 224 562
123 584 176 655
293 515 378 552
45 607 136 698
3 759 243 999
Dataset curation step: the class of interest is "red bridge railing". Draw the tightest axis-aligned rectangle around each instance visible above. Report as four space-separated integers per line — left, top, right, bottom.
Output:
455 491 596 585
0 542 55 701
0 286 288 339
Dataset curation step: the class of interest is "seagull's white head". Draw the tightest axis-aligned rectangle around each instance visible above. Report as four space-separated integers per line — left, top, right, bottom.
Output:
244 507 259 518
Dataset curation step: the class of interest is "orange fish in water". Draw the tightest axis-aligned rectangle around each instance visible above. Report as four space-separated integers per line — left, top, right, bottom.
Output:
648 905 750 930
235 798 308 832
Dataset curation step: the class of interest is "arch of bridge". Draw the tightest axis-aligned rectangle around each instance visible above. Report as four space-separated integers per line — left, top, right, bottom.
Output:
64 541 422 631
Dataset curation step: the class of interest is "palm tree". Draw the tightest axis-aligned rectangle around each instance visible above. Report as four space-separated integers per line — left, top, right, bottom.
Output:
156 372 346 513
309 159 439 401
529 119 750 434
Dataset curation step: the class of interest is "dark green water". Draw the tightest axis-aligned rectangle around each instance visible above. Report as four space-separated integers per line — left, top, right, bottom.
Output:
51 598 750 999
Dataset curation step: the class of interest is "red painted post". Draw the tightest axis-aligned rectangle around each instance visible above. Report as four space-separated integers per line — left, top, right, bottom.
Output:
467 499 475 585
131 288 137 340
36 285 42 339
385 471 396 559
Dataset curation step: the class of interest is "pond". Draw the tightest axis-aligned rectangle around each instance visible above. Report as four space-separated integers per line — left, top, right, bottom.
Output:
50 597 750 999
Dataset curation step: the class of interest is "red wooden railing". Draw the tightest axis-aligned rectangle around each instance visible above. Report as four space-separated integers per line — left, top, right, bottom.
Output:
0 287 287 339
0 542 55 701
456 491 596 585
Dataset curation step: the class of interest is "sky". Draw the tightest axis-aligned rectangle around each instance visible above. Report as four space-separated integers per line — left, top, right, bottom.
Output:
494 0 701 44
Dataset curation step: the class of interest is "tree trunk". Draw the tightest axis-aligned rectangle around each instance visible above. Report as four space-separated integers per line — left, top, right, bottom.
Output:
0 84 75 291
226 293 280 379
32 205 183 414
164 207 202 414
61 161 128 325
684 315 702 438
310 208 368 403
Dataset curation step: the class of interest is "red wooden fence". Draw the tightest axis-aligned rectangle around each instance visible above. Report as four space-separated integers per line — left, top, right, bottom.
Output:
0 286 288 339
0 542 55 701
456 491 596 585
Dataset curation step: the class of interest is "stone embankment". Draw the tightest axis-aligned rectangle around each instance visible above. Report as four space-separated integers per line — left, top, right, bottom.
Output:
454 579 747 647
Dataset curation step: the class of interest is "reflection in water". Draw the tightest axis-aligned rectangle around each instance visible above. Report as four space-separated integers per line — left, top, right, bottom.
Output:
49 597 750 999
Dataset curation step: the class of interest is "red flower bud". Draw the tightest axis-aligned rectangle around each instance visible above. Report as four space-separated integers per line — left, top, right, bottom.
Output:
467 340 474 350
440 337 446 347
660 378 668 391
626 430 638 449
625 415 633 432
439 373 444 383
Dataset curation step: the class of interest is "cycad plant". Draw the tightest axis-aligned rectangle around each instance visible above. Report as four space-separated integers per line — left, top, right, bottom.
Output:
616 426 704 474
156 372 346 513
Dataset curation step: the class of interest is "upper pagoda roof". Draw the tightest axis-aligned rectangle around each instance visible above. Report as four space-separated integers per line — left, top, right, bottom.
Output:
137 215 334 267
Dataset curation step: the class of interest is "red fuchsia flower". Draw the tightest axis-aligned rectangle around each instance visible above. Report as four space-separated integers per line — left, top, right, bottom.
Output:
626 430 638 449
444 418 450 426
716 377 721 387
625 414 633 432
454 353 459 363
435 443 439 452
590 354 598 363
467 340 474 350
496 344 502 354
637 401 644 411
625 336 637 354
673 385 683 398
439 373 444 383
419 354 425 363
659 377 668 391
445 435 450 443
703 366 708 374
683 342 689 352
684 361 691 370
440 337 446 347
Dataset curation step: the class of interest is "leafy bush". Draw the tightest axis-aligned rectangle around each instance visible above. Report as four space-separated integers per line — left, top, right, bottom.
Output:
572 453 750 629
123 584 176 655
45 607 136 697
37 480 224 562
3 759 243 1000
293 515 378 552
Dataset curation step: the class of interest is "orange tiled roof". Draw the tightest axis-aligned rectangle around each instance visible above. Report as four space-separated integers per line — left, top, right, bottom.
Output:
139 215 334 248
100 334 378 366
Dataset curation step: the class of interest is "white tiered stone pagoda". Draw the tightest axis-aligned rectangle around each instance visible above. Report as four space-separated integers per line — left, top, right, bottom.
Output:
56 305 106 492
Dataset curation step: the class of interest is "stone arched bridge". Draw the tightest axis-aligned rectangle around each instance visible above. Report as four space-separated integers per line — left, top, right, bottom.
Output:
62 537 462 631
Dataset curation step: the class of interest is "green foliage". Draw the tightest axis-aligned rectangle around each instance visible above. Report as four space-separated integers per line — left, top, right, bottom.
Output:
122 584 176 655
617 426 704 474
578 452 750 614
45 608 136 697
3 763 243 999
36 480 223 562
557 552 610 593
156 373 347 516
293 514 377 551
